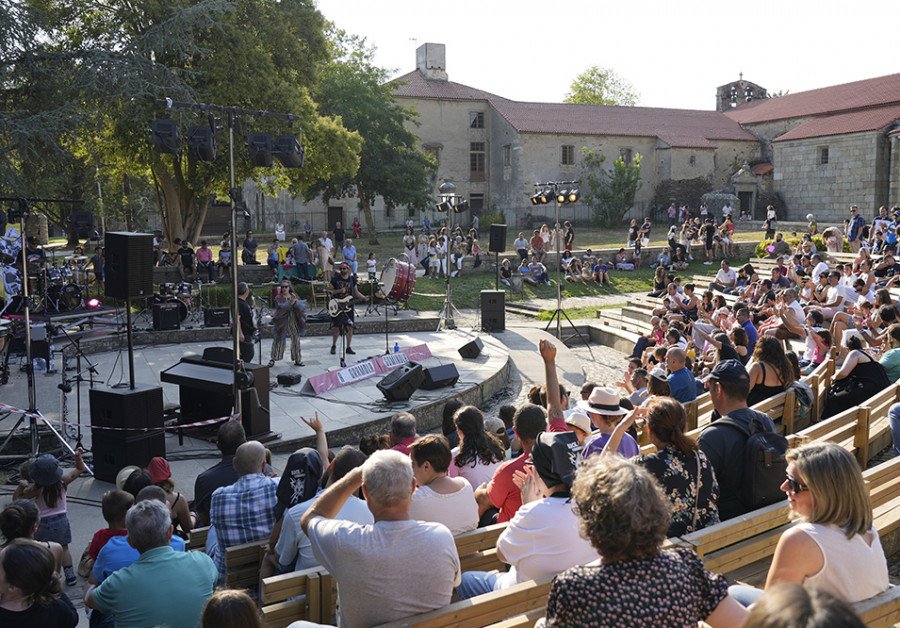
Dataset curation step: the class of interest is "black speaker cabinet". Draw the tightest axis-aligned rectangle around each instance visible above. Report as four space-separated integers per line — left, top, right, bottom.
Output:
481 290 505 331
90 386 165 484
105 232 154 299
377 362 425 402
420 363 460 390
204 307 231 327
153 302 181 331
489 224 507 253
458 337 484 359
176 363 270 439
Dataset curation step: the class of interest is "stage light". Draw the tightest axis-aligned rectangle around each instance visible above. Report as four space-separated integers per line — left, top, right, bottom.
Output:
567 188 580 203
539 189 552 204
151 120 182 154
87 297 101 309
436 201 452 213
530 193 541 206
248 132 274 167
557 189 568 204
274 134 305 168
453 200 469 213
187 125 216 162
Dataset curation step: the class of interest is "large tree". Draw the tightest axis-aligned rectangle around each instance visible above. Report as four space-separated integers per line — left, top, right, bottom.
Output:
22 0 361 245
580 149 643 227
306 32 435 245
564 65 639 107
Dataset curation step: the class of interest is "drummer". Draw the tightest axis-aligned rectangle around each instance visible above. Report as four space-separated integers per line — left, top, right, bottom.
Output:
326 262 365 356
16 236 46 274
89 246 104 294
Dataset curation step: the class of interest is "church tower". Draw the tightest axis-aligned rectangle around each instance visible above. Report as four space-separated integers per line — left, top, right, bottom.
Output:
716 75 768 112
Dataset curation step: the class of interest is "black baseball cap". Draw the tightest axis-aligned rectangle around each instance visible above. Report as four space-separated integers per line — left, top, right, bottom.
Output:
708 359 749 382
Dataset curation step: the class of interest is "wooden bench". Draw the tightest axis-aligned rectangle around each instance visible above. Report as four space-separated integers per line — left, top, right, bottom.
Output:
852 586 900 628
186 525 209 552
224 537 269 592
259 566 334 628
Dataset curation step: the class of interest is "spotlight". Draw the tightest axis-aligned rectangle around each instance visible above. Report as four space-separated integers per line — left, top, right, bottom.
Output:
87 297 101 309
248 132 274 167
151 120 182 154
539 189 552 204
453 200 469 213
530 193 541 206
567 188 580 203
557 189 568 204
187 125 216 162
436 201 452 213
274 134 305 169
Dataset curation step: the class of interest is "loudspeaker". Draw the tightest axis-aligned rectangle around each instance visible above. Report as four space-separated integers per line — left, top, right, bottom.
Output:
458 337 484 359
151 120 182 154
248 132 274 167
105 232 154 299
419 363 460 390
204 307 231 327
90 386 165 484
187 125 216 162
481 290 505 331
377 362 425 402
153 302 180 330
489 224 507 253
70 211 94 238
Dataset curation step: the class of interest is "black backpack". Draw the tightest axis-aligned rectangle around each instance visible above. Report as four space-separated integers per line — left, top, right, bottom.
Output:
715 416 788 511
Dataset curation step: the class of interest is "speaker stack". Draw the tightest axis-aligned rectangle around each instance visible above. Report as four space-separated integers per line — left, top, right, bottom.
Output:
90 386 165 484
481 290 505 331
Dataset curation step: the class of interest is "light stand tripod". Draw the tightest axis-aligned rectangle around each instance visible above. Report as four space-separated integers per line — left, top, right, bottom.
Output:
435 182 468 331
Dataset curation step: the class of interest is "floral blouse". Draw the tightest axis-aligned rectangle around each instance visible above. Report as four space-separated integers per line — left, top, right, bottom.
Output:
636 445 719 538
545 548 728 627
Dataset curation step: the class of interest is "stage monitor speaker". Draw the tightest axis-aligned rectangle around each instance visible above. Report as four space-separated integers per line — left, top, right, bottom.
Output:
458 337 484 359
377 362 425 402
204 307 230 327
419 363 460 390
488 223 507 253
90 386 165 484
105 232 154 299
153 302 180 330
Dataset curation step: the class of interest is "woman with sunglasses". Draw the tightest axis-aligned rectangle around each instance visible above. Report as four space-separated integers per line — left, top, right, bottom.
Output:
268 280 306 368
730 442 889 607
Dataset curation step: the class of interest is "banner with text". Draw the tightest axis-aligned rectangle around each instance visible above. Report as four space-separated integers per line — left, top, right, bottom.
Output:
302 344 432 395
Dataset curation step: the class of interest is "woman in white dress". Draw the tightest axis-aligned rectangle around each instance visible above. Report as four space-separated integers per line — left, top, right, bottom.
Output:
275 221 286 242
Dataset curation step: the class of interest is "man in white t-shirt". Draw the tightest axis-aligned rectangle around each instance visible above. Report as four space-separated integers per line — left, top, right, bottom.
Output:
456 431 598 600
809 254 830 283
300 450 460 628
812 271 846 320
722 201 734 221
763 288 805 340
709 259 737 293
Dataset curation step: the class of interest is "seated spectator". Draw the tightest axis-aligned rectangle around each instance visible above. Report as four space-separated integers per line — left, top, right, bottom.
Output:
518 259 533 284
709 259 737 293
0 500 64 572
0 540 77 628
201 589 263 628
457 431 597 600
728 443 889 607
665 347 697 403
300 450 460 627
389 412 418 455
577 387 639 458
760 289 805 341
563 411 592 446
86 500 217 628
826 334 890 419
746 336 795 406
86 490 133 566
880 323 900 382
147 456 194 535
615 248 634 270
592 259 610 285
529 260 550 285
409 435 478 535
538 456 747 627
193 420 249 527
744 584 866 628
195 240 215 282
448 406 505 488
499 258 513 286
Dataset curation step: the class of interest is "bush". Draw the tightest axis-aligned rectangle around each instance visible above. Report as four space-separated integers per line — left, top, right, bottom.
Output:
479 212 506 231
753 234 849 258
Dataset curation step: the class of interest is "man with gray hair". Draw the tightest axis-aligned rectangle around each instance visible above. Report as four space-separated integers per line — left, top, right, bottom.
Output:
389 411 418 455
208 440 277 583
86 500 217 628
299 450 460 628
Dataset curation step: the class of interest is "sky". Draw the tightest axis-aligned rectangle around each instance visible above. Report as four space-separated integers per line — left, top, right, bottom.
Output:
316 0 899 111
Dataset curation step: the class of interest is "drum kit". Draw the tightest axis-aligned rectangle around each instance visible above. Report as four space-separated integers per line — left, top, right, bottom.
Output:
135 279 212 328
0 247 88 316
364 257 416 315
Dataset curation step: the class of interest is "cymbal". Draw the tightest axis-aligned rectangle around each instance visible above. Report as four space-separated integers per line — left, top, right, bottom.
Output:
65 255 88 261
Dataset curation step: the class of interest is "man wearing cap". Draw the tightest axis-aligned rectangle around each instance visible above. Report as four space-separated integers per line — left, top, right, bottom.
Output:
847 205 865 252
326 262 365 356
666 347 698 403
698 360 778 520
457 430 597 599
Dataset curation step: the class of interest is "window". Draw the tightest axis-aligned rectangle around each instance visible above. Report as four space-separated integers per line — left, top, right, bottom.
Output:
820 147 829 165
470 142 486 181
619 148 633 165
561 145 575 166
424 145 441 167
385 205 393 218
503 145 511 167
689 155 697 167
469 112 484 129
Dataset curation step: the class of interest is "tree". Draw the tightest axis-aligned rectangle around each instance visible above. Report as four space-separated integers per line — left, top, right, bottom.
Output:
22 0 362 245
305 31 435 245
564 66 639 107
580 149 643 227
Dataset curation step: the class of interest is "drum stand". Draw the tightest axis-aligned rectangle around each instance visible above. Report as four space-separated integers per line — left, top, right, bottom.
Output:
365 281 383 316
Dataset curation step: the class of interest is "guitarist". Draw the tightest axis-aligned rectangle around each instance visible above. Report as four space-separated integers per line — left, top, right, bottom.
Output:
327 262 365 355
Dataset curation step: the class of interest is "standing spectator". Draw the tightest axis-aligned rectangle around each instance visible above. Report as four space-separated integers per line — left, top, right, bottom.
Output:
332 221 345 253
563 221 574 251
722 200 734 222
300 450 461 627
86 500 217 628
352 216 362 238
195 241 214 282
667 202 677 226
342 238 358 275
241 231 259 264
701 219 716 264
530 229 545 263
89 246 105 294
316 231 333 282
847 204 865 252
471 214 479 238
289 235 312 282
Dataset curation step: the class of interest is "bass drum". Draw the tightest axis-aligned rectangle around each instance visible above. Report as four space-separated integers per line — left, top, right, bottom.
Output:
152 294 188 321
380 258 416 302
47 283 82 311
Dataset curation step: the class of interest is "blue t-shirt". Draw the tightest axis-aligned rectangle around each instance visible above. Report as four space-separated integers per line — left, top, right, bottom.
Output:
93 534 185 583
742 319 759 355
583 432 640 459
668 368 698 403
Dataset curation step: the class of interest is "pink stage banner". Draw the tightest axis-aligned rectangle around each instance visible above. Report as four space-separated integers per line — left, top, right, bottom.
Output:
302 344 432 395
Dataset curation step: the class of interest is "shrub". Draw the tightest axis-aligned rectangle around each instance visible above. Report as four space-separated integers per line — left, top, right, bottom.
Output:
754 234 849 258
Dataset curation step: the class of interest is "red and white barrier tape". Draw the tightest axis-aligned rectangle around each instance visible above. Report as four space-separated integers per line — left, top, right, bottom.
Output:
0 402 238 432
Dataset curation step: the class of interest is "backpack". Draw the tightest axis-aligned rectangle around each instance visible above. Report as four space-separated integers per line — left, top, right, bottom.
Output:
715 415 788 511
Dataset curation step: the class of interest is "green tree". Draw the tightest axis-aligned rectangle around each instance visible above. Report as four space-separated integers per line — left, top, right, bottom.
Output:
22 0 361 245
306 31 435 245
564 65 639 106
580 149 643 227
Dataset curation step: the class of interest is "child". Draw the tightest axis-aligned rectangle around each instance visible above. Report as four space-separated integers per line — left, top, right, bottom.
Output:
367 252 377 281
804 327 832 374
23 449 86 585
497 404 520 458
428 239 440 278
87 489 134 563
806 213 818 235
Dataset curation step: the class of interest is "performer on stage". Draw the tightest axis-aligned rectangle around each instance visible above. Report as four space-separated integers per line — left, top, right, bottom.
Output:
237 282 255 362
268 280 307 368
327 262 365 356
16 236 45 273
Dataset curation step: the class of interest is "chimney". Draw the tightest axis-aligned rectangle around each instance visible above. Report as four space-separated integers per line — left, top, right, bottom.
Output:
416 43 448 81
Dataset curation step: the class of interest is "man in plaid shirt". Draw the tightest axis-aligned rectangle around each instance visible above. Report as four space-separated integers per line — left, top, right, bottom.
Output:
207 440 277 583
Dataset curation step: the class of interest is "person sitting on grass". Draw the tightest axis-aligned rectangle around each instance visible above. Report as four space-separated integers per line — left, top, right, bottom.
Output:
528 259 550 285
615 248 635 271
592 259 610 285
520 259 535 284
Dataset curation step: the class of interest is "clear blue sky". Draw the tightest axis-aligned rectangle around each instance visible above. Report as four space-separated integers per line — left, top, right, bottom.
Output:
317 0 898 111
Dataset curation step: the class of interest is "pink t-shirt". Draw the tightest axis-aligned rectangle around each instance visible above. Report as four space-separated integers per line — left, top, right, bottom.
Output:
196 247 213 263
36 487 67 518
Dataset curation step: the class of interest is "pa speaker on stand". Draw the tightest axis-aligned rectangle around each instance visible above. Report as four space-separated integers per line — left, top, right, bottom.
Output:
488 224 507 290
90 386 165 484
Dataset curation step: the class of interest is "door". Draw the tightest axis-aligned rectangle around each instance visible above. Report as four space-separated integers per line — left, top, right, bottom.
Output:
327 206 343 231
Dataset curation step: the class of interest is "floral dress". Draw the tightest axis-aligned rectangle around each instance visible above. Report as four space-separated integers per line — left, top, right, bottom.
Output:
545 549 728 627
635 446 719 537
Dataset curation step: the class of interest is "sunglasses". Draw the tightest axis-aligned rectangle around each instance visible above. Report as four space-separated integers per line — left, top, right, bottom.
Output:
785 473 808 494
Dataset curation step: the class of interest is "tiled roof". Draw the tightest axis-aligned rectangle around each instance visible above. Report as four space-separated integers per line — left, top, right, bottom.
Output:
750 163 774 175
725 73 900 124
772 104 900 142
393 71 757 148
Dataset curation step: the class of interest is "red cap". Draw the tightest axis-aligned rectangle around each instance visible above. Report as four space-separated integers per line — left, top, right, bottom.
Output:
148 457 171 483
